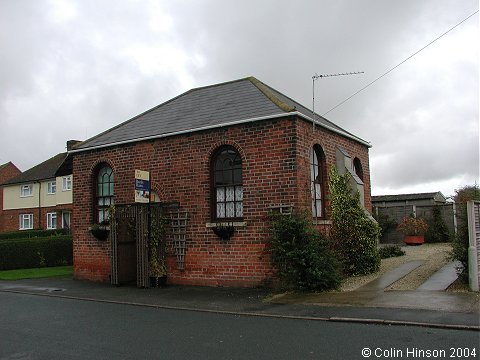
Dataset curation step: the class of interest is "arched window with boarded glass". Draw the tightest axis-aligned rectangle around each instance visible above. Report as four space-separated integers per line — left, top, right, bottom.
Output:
95 165 114 223
211 146 243 220
310 145 326 218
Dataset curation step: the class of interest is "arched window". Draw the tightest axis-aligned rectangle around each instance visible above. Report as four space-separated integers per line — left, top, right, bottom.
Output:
212 146 243 220
95 165 114 223
353 157 363 181
310 145 326 218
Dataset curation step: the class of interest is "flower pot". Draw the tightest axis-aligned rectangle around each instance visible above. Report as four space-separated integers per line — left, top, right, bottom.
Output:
212 225 235 241
90 226 110 241
404 235 424 245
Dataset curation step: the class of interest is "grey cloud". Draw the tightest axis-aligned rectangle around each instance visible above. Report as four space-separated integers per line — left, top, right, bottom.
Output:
0 0 477 197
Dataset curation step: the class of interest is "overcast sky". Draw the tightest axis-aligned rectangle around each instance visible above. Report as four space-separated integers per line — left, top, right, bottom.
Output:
0 0 478 197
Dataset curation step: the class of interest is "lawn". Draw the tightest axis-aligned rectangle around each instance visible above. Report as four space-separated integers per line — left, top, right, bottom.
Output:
0 266 73 280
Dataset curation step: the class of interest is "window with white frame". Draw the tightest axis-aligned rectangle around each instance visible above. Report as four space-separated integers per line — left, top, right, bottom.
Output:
47 181 56 194
62 176 72 191
47 212 57 229
19 214 33 230
61 211 71 229
20 184 33 197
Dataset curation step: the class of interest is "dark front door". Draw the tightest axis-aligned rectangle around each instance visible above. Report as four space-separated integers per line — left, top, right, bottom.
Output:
117 217 136 284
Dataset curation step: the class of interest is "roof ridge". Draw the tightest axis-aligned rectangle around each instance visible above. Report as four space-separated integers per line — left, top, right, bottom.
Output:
247 77 295 112
247 77 368 143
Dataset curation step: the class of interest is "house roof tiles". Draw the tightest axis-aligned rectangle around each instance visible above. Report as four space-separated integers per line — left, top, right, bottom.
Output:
74 77 368 152
3 153 68 186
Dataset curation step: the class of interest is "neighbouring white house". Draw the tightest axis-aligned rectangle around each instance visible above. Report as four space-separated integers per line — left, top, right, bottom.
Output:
0 141 80 232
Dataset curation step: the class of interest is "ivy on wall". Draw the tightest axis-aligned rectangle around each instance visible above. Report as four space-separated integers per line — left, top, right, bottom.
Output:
329 167 381 276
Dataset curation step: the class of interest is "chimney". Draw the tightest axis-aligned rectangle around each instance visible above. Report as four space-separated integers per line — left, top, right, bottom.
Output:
67 140 82 151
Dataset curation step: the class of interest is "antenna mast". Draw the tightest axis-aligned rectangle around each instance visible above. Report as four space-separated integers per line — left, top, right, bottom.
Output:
312 71 364 130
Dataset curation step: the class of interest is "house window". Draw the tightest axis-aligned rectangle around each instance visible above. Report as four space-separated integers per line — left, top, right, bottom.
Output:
47 181 56 194
353 157 363 181
212 146 243 220
62 176 72 191
310 145 326 218
20 184 33 197
62 211 71 229
95 165 114 223
19 214 33 230
47 212 57 229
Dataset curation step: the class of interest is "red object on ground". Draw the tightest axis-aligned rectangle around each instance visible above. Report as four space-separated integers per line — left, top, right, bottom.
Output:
404 235 425 245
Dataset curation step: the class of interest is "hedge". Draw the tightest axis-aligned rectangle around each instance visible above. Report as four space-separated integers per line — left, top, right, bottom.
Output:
0 229 69 240
0 235 73 270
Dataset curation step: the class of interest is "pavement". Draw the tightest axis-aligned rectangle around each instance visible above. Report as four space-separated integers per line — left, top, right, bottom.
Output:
0 261 479 331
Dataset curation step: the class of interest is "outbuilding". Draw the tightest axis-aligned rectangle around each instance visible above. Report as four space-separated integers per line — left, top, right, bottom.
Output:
71 77 372 287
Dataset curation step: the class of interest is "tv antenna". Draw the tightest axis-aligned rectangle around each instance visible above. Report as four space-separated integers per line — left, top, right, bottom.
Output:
312 71 364 129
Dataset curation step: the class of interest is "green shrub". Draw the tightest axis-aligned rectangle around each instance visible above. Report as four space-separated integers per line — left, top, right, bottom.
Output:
0 229 69 240
373 213 397 237
269 212 341 291
0 235 72 270
329 167 381 276
425 206 451 243
379 245 405 259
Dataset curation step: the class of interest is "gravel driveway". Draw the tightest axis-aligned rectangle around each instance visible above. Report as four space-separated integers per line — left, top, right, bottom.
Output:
341 243 453 292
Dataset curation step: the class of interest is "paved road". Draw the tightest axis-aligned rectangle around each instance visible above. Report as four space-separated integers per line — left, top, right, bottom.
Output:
1 292 478 360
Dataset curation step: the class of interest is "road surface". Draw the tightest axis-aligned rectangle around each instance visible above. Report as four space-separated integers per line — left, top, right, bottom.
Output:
0 292 478 359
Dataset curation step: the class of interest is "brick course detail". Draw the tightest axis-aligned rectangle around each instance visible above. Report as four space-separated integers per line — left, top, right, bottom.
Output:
73 116 372 286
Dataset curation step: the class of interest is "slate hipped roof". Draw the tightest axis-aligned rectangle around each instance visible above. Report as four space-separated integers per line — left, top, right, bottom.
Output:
74 77 370 152
3 153 68 186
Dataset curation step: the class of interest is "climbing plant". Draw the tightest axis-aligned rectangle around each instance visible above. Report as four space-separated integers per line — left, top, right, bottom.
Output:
329 167 380 276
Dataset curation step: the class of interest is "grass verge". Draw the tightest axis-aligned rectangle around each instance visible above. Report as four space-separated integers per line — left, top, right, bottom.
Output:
0 266 73 280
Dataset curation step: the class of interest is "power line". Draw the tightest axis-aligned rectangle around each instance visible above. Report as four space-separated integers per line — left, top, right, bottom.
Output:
322 9 479 116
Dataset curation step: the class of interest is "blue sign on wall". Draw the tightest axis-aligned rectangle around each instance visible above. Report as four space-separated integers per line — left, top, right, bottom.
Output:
135 170 150 203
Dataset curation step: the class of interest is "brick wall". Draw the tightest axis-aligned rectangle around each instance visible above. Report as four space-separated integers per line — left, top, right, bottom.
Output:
73 116 372 286
1 205 73 232
0 162 21 185
295 120 372 235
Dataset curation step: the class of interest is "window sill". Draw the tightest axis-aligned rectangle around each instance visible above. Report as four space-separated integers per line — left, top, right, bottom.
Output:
206 221 247 228
313 219 332 225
